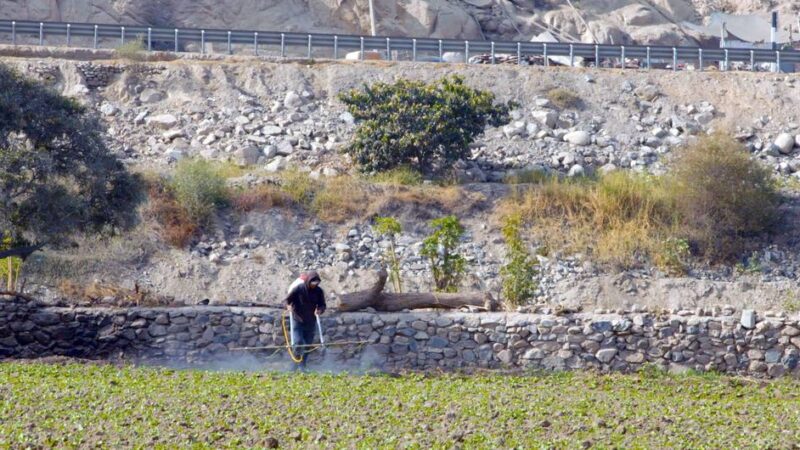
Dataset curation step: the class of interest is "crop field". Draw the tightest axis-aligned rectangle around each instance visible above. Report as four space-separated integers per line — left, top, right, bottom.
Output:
1 362 799 448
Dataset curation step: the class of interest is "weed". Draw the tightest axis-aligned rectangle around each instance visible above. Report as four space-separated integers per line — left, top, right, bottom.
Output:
421 216 466 292
230 184 289 213
276 169 318 207
368 166 424 186
654 237 691 275
546 88 582 109
782 290 800 314
115 37 147 61
373 216 403 293
500 214 539 308
170 159 229 225
312 176 369 223
503 168 553 185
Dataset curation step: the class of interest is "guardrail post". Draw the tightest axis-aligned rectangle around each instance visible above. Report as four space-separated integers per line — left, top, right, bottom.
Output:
440 40 444 62
491 41 496 64
543 43 548 67
750 50 755 71
517 42 521 65
672 47 677 71
776 50 781 73
39 22 44 46
723 49 728 71
174 29 179 52
333 35 338 59
94 25 98 49
594 44 599 68
307 34 312 59
11 21 15 46
412 38 417 61
147 27 152 51
227 31 232 55
465 41 469 63
387 37 391 61
120 26 125 46
620 46 625 70
698 48 703 71
200 30 205 54
66 24 71 46
646 46 651 69
569 43 574 67
280 33 285 57
254 32 258 55
360 37 364 60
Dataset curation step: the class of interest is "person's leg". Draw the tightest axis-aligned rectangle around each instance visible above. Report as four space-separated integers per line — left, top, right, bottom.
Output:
291 319 306 368
300 323 316 368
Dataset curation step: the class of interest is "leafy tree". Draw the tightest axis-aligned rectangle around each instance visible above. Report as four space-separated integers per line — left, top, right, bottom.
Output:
372 216 403 293
338 75 514 173
0 63 141 288
500 214 538 307
421 215 466 293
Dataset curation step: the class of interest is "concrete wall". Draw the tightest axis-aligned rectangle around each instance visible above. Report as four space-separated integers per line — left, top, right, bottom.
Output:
1 299 799 377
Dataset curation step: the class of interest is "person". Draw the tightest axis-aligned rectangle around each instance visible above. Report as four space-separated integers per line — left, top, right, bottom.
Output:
284 271 326 369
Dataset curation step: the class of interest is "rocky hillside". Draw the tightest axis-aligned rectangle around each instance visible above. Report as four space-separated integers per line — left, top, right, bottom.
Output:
2 0 798 45
3 46 800 313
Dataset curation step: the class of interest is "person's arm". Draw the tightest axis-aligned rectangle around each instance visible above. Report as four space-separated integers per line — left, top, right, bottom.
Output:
285 287 303 322
315 288 326 315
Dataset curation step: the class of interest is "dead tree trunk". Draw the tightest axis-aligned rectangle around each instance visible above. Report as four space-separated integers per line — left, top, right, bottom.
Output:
338 270 497 312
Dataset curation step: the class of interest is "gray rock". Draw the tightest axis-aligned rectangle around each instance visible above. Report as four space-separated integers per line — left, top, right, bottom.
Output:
236 146 261 166
497 349 513 364
284 91 303 108
139 89 164 103
596 348 617 363
567 164 585 177
147 114 179 129
263 125 283 136
265 156 287 172
531 110 558 129
99 102 119 116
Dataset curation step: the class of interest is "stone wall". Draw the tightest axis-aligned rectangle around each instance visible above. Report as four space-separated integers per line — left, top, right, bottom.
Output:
1 299 799 377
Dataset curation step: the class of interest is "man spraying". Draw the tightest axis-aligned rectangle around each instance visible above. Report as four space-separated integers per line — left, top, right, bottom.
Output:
284 271 326 369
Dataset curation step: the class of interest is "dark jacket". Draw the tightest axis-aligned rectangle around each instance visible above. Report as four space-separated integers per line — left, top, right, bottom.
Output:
285 271 326 325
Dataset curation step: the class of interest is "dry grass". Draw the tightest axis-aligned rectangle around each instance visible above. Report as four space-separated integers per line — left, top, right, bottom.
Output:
230 183 290 213
312 176 371 223
57 280 173 306
498 134 781 270
546 88 582 109
143 177 198 248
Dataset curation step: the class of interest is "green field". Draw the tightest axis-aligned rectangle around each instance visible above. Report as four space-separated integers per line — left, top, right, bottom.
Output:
1 362 799 449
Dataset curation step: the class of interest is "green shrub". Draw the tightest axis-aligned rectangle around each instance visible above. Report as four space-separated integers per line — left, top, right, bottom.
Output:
0 232 23 291
670 133 779 262
369 166 424 186
373 216 403 293
115 37 147 61
338 75 514 173
546 88 582 109
421 215 466 293
500 214 538 308
170 159 229 225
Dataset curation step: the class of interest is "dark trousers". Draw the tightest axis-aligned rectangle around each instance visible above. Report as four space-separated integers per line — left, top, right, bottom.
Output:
291 321 316 367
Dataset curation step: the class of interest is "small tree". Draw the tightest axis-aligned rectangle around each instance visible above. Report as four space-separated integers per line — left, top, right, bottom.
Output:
372 216 403 293
0 63 141 290
338 75 514 173
421 215 466 293
500 214 538 308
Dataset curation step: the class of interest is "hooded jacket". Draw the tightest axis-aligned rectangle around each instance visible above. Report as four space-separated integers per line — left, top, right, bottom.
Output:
285 271 326 324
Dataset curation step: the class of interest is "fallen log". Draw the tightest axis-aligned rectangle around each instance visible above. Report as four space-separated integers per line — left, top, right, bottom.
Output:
337 270 497 312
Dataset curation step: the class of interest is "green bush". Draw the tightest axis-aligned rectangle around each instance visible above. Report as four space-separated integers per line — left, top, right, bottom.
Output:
338 75 514 173
373 216 403 293
500 214 539 307
115 37 146 61
670 133 779 261
170 159 229 225
421 215 466 293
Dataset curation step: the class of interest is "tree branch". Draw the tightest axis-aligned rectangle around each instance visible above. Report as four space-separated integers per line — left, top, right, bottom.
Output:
0 243 46 260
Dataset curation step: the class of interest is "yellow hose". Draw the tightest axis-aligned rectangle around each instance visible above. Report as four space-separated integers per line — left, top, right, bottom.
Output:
282 311 305 363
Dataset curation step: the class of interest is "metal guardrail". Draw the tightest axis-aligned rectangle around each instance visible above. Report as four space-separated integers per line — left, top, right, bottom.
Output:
1 19 799 71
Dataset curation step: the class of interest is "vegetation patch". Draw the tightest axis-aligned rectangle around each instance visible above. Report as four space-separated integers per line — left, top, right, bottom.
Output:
546 87 583 109
498 134 780 271
1 363 799 448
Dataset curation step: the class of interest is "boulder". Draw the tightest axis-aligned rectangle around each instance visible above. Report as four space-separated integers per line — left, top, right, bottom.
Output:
284 91 303 109
139 88 164 103
236 146 261 166
563 130 591 146
531 110 558 129
774 133 796 154
147 114 179 130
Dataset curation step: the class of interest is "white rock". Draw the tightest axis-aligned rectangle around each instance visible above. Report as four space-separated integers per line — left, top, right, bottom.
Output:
234 115 250 125
99 103 119 116
563 130 591 146
147 114 179 130
202 134 217 145
740 309 756 329
795 135 800 148
596 348 617 363
567 164 585 177
651 127 668 138
502 121 526 139
164 149 185 161
276 140 294 156
531 110 558 129
162 129 185 141
265 156 287 172
263 125 283 136
284 91 303 109
263 145 278 159
322 167 340 177
599 163 618 174
774 133 796 154
134 111 149 125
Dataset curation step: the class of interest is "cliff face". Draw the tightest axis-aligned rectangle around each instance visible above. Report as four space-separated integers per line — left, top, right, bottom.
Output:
2 0 797 45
